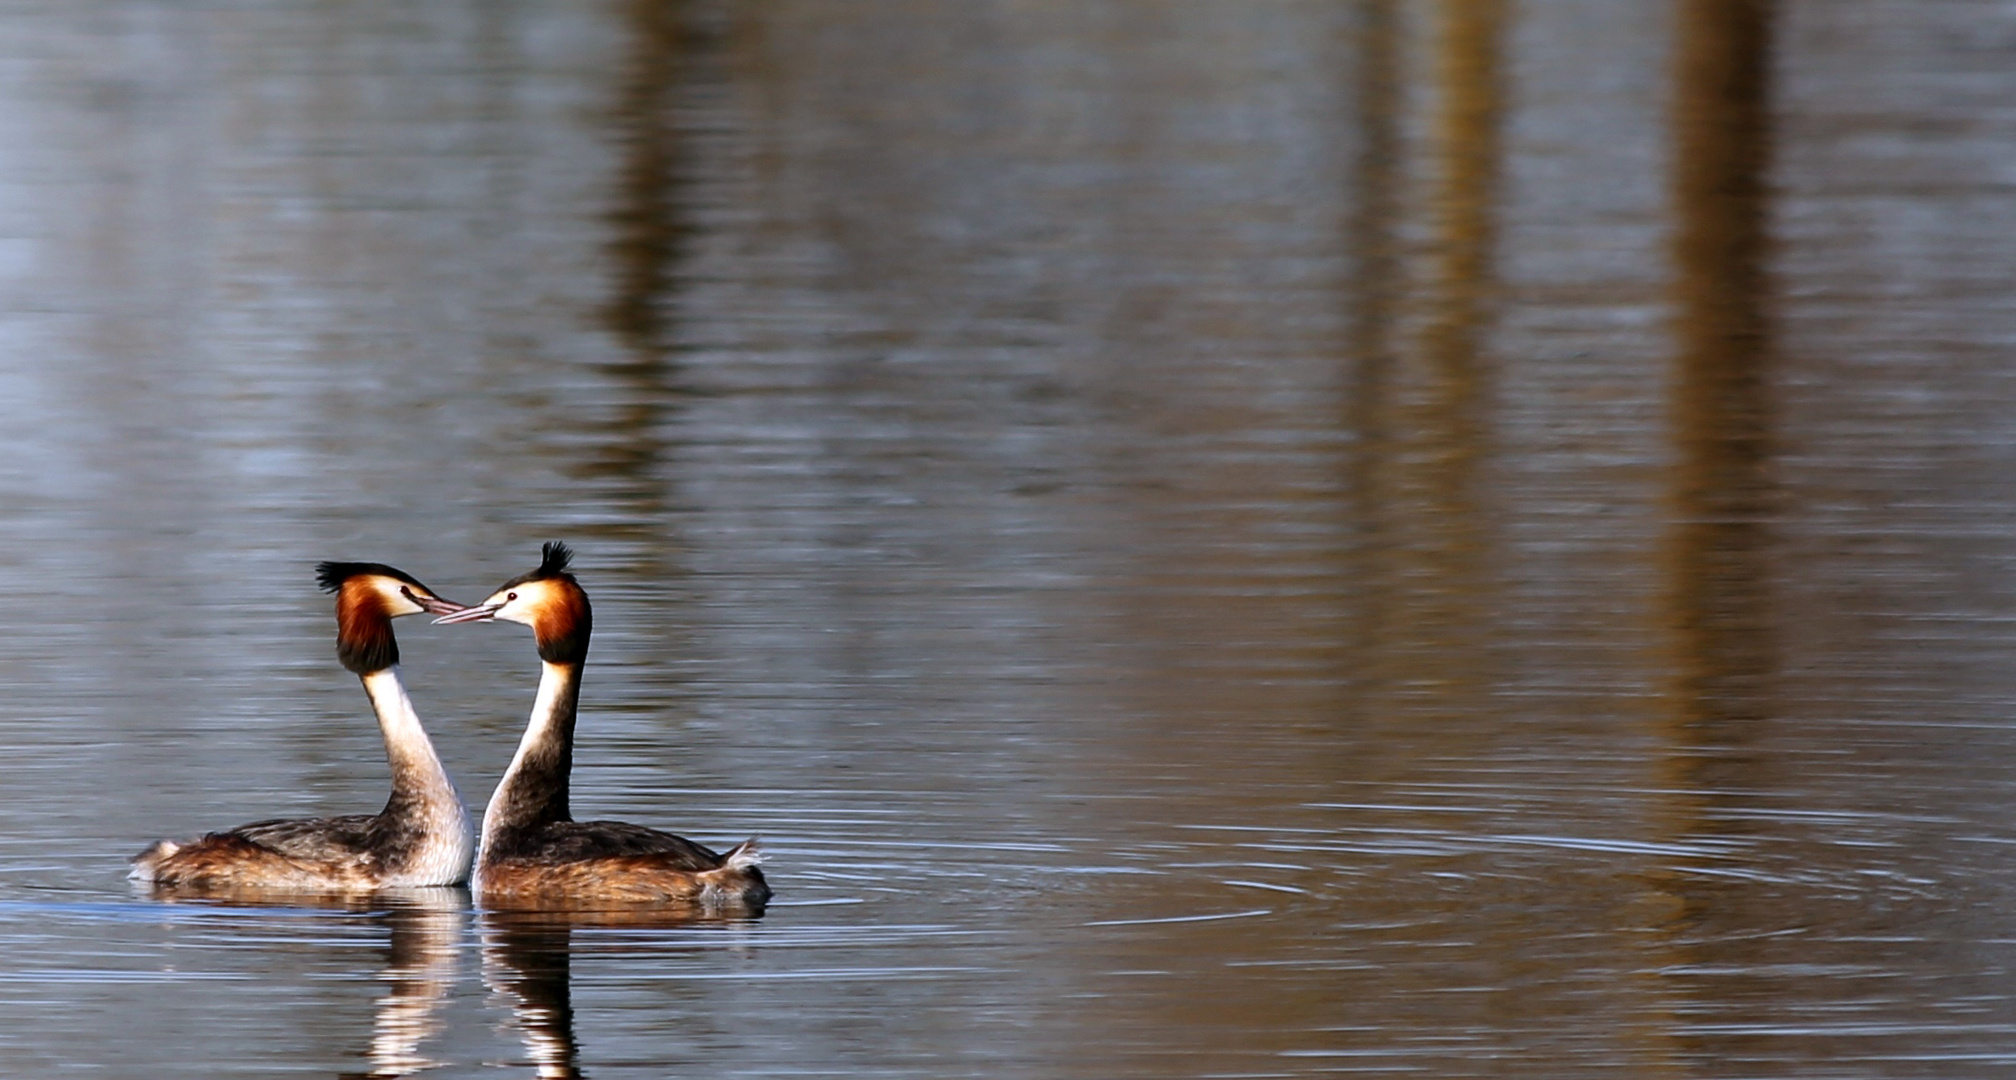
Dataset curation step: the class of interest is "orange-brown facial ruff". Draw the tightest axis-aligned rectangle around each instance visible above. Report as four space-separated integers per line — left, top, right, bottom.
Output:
488 542 593 665
515 579 592 666
316 562 434 674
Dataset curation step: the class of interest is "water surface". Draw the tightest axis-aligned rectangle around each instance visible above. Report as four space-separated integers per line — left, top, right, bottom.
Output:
4 1 2016 1076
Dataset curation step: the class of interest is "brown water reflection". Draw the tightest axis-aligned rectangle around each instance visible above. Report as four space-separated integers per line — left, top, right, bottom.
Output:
1664 0 1784 1068
8 0 2016 1077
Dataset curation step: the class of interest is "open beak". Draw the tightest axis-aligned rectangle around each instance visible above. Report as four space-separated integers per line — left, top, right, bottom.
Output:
433 604 500 625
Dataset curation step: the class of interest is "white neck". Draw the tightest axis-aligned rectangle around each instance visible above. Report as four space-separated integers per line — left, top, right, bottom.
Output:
362 666 474 885
478 660 578 861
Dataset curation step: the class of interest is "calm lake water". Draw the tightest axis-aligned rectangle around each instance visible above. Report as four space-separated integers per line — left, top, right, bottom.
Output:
4 0 2016 1076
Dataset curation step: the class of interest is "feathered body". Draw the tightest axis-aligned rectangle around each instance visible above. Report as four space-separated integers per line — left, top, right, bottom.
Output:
437 542 769 908
130 564 474 892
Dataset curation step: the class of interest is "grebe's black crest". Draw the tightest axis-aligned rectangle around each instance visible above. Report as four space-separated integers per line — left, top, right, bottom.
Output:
499 541 576 593
317 561 429 593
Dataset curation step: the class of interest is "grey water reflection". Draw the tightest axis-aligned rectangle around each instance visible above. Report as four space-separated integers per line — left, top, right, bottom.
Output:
479 908 762 1079
150 894 464 1078
482 914 586 1080
0 893 470 1077
363 899 463 1079
11 0 2016 1076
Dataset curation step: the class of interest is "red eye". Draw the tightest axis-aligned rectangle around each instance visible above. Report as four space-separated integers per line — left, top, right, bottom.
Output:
506 592 518 601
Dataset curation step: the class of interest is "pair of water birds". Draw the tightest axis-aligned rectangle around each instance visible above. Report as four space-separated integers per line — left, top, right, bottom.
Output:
129 542 769 909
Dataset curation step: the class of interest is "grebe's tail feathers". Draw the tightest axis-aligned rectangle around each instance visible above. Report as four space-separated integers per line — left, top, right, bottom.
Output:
128 839 182 882
720 838 762 872
693 838 769 907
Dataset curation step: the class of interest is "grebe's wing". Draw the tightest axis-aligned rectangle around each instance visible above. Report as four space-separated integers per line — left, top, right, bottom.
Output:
532 820 724 869
226 814 379 860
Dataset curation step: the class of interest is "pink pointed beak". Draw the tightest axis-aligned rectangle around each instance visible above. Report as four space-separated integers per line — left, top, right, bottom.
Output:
399 586 468 617
433 604 500 625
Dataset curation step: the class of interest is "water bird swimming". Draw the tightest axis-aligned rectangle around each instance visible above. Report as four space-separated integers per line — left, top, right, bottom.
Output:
434 542 769 908
129 563 475 892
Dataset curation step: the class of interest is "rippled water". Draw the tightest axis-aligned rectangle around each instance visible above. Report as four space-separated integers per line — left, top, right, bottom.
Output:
5 0 2016 1076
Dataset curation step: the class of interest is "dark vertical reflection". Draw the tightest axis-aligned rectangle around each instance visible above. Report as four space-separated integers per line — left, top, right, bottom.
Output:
576 0 702 546
356 902 463 1079
481 916 584 1079
1422 0 1505 389
1667 0 1777 778
1345 0 1400 685
479 910 752 1077
605 0 693 357
1353 0 1506 716
1402 0 1505 674
1661 0 1776 1058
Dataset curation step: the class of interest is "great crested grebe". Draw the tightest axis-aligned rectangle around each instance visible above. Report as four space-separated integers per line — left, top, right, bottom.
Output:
129 563 476 892
435 542 768 907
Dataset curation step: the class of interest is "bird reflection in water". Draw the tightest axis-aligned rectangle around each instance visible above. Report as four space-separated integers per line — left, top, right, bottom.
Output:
146 887 464 1079
357 892 464 1079
480 904 764 1079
